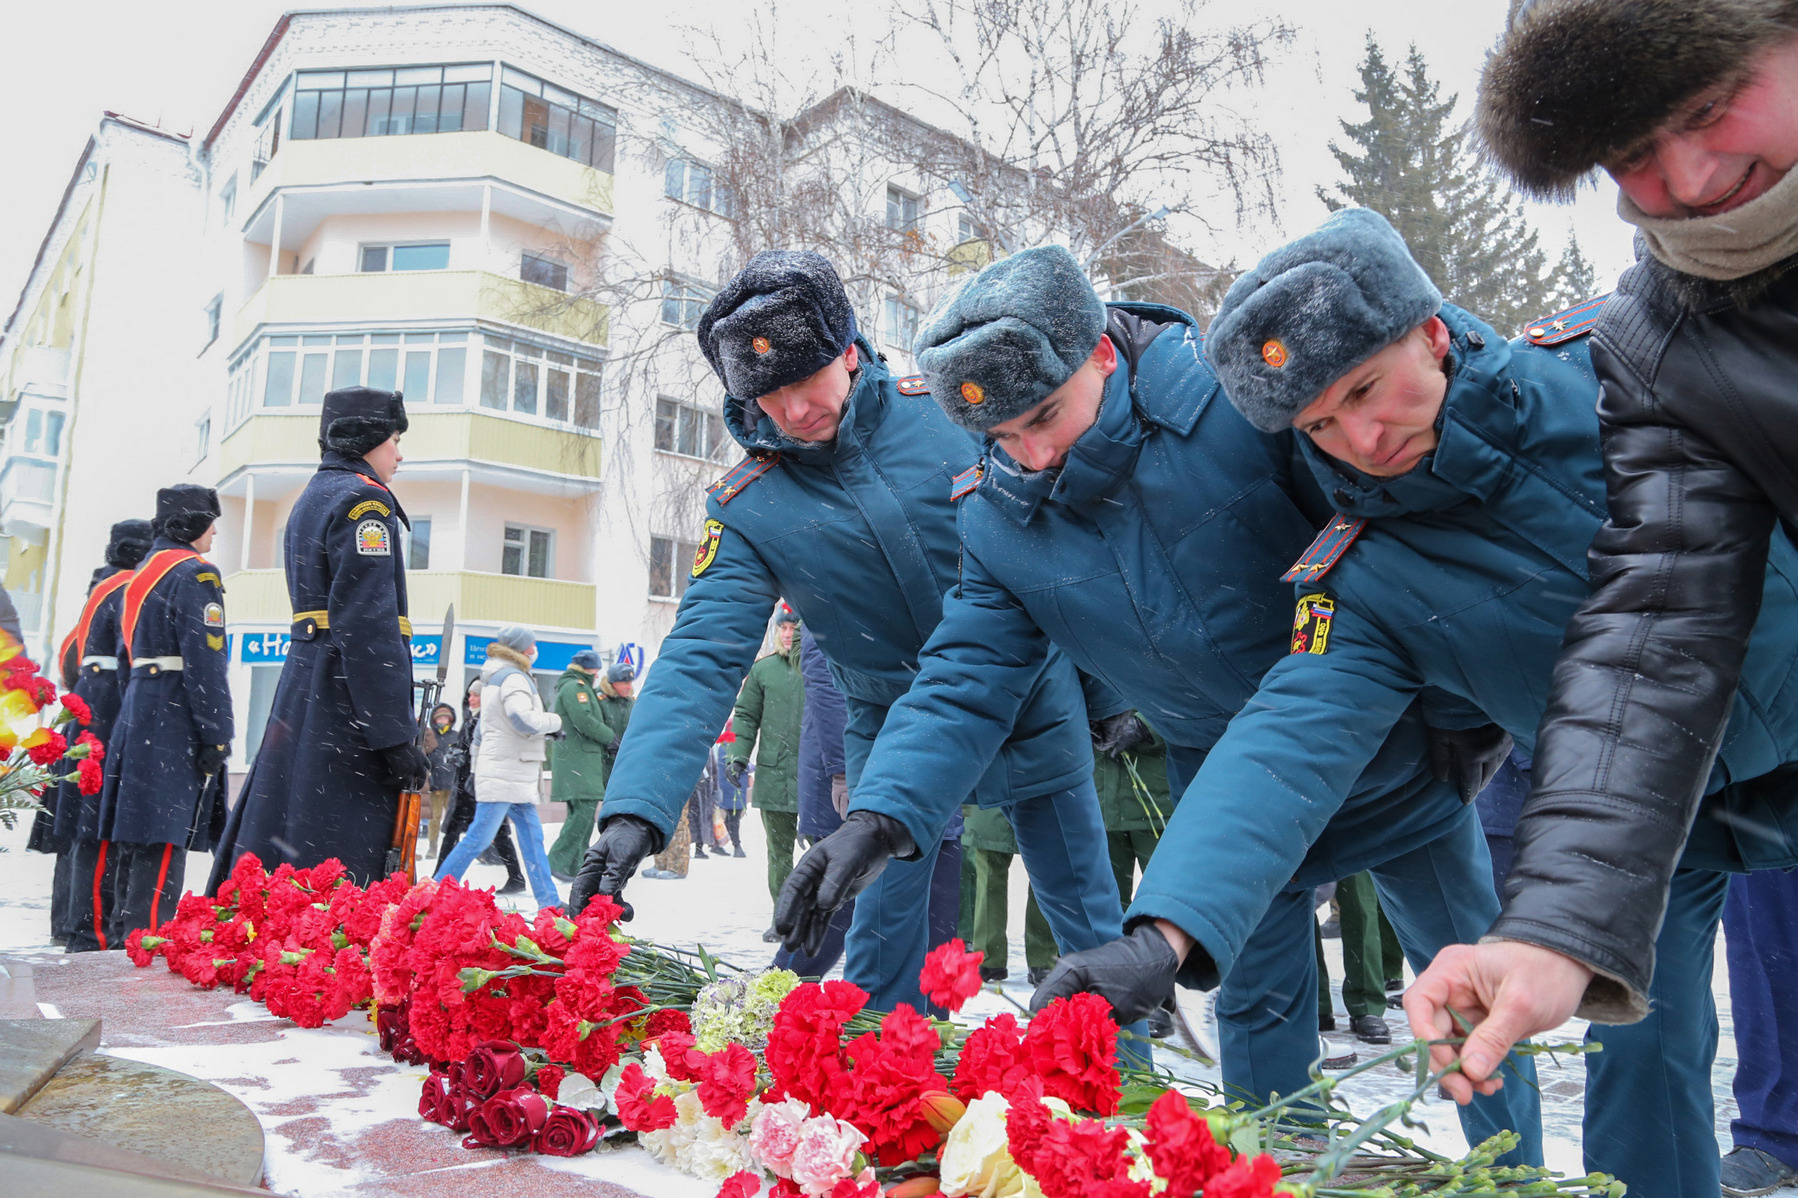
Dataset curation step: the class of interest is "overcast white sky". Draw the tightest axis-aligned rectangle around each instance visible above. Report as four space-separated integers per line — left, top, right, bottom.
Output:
0 0 1637 320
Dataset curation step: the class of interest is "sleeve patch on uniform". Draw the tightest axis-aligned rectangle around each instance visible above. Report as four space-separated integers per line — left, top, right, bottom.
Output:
206 633 225 651
356 519 393 556
349 499 393 520
1291 593 1335 655
577 692 589 702
691 519 724 578
203 602 225 628
194 571 220 586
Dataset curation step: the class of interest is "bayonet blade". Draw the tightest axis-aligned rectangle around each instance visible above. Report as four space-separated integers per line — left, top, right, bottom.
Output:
436 604 455 684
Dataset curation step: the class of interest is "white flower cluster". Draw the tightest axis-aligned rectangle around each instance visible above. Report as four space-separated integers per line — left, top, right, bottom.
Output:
691 967 801 1053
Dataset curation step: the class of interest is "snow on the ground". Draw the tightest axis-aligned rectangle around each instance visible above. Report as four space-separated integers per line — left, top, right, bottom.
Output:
0 810 1741 1184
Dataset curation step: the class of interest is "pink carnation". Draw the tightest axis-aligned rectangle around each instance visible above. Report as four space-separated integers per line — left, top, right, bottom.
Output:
789 1113 867 1196
749 1097 810 1177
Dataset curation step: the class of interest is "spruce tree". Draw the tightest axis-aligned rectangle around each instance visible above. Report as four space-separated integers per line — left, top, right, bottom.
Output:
1320 38 1587 334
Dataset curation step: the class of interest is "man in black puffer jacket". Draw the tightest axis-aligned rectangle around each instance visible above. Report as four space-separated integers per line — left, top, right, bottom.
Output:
1409 3 1798 1189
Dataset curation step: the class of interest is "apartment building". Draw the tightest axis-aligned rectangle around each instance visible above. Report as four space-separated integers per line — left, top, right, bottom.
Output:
0 4 1020 769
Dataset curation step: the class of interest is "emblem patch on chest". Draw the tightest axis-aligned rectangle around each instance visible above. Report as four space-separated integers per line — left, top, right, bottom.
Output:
356 519 393 556
692 519 724 578
349 499 392 520
1291 593 1335 655
203 602 225 628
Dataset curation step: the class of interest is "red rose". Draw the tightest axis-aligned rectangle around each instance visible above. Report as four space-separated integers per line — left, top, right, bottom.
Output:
532 1103 600 1156
60 694 92 725
696 1042 758 1126
918 938 984 1013
613 1062 677 1132
467 1086 550 1148
715 1171 760 1198
465 1040 529 1100
420 1073 453 1125
534 1063 566 1100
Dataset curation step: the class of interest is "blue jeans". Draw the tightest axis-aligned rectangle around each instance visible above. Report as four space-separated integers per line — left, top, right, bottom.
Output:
434 801 561 910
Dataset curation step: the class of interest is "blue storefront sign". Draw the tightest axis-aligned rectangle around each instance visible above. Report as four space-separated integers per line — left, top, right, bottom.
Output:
241 631 442 666
463 636 592 673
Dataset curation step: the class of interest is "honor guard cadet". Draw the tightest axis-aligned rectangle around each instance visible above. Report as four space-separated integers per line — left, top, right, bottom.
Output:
48 518 152 952
209 386 426 890
775 244 1537 1160
1082 206 1798 1195
568 251 1130 1019
93 487 232 946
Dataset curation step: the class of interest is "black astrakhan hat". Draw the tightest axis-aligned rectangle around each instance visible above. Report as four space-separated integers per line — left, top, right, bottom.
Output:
105 518 154 569
153 485 221 545
698 251 858 401
320 385 409 459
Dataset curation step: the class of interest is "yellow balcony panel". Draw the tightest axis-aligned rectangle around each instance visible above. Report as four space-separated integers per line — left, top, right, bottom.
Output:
219 411 600 484
233 271 608 349
226 569 594 634
244 131 613 220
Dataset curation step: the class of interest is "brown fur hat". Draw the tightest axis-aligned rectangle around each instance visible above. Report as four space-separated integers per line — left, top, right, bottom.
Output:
1478 0 1798 198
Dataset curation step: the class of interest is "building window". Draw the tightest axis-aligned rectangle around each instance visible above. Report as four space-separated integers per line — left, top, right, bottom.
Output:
664 158 731 216
241 330 471 418
661 279 713 331
478 335 601 428
886 185 921 233
219 176 237 225
521 252 568 292
204 294 223 348
496 66 616 172
654 397 725 460
19 408 64 458
648 535 698 599
290 64 493 141
403 516 432 570
502 524 553 578
250 108 281 183
193 415 211 467
360 242 450 272
884 294 921 350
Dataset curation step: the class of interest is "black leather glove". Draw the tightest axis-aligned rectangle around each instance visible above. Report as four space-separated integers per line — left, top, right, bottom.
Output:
725 759 748 787
1030 923 1182 1025
567 814 659 920
197 742 229 776
1426 722 1514 805
1091 711 1152 758
378 742 431 791
546 728 566 741
775 811 917 956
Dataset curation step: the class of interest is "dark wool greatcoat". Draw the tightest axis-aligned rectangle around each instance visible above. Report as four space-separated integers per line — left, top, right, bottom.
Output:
95 540 234 849
52 569 133 843
208 453 415 888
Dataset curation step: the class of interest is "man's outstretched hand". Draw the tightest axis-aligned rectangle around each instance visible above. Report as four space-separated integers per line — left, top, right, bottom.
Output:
1029 922 1185 1025
567 813 659 919
1403 940 1595 1104
774 811 914 956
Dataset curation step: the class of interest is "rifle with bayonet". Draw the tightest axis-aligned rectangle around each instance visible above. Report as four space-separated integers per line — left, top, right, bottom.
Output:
387 604 455 882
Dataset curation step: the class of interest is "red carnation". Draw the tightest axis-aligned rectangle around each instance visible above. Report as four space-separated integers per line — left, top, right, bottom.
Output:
532 1103 600 1156
653 1029 706 1082
641 1007 692 1042
1202 1152 1283 1198
951 1013 1031 1102
765 980 866 1112
613 1062 676 1132
60 694 92 725
534 1063 566 1100
1005 1092 1147 1198
696 1042 758 1126
919 938 984 1013
25 729 67 766
716 1172 760 1198
76 755 104 795
838 1005 949 1166
1143 1090 1232 1195
1022 992 1122 1115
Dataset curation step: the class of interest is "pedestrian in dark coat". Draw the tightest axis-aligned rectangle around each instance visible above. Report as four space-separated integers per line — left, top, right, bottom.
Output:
47 518 151 951
546 653 632 877
208 387 428 891
423 703 458 858
94 489 231 946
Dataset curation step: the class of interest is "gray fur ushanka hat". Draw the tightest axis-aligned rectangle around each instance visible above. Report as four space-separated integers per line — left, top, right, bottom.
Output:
1206 207 1442 434
913 245 1109 432
1479 0 1798 198
698 251 858 401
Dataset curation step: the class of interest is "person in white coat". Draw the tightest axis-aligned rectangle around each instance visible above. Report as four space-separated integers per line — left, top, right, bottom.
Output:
433 625 563 909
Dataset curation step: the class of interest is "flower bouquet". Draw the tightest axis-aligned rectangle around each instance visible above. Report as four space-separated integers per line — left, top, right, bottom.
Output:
0 642 108 837
128 863 1619 1196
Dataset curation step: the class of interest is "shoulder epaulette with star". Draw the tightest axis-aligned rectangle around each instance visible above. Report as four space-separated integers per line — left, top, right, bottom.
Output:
895 375 930 396
1523 294 1609 346
707 453 781 505
951 465 983 501
1282 515 1367 584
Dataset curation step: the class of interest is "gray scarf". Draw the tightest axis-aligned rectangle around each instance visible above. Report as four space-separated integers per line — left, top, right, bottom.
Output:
1619 164 1798 281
